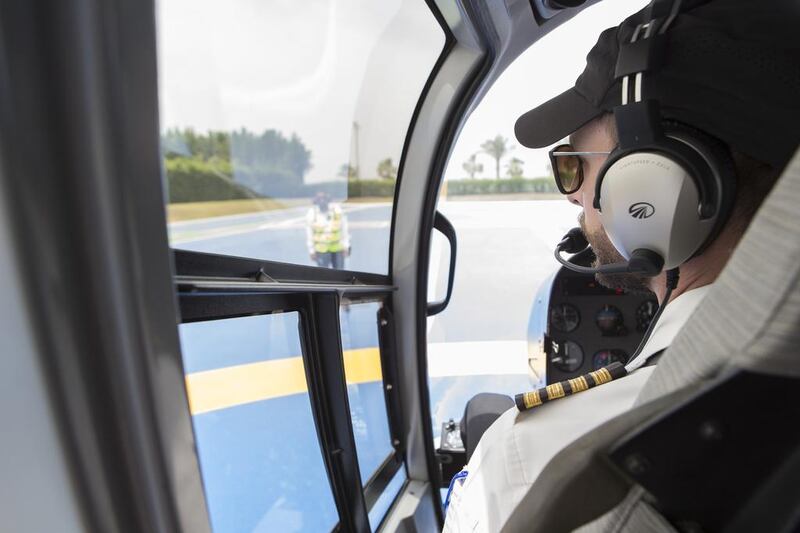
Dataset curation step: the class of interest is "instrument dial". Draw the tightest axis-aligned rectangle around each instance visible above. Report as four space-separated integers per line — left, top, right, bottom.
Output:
636 300 659 332
550 340 584 373
595 305 626 336
592 349 628 370
550 303 580 333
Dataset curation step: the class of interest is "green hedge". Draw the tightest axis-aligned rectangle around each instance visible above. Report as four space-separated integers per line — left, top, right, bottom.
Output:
165 157 378 202
166 158 258 203
346 179 396 198
166 158 556 203
447 177 556 195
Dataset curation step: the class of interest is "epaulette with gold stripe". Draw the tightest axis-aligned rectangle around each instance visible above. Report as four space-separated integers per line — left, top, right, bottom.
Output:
514 362 628 412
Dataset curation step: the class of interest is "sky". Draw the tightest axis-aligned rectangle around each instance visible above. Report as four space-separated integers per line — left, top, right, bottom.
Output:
443 0 649 181
156 0 648 183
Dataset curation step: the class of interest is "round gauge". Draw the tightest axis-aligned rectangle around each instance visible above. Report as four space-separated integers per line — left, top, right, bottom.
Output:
550 303 581 333
550 340 584 373
593 349 628 370
636 300 659 332
595 305 625 336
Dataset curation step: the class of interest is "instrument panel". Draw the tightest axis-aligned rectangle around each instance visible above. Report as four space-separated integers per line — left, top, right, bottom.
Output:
548 271 656 382
527 252 657 385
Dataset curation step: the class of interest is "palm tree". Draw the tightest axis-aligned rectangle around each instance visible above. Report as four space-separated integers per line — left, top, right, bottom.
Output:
506 157 524 179
377 158 398 180
481 135 512 179
462 153 484 179
338 163 359 180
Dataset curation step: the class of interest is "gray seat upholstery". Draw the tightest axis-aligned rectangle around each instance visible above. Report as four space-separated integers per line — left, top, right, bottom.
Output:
637 152 800 401
501 147 800 532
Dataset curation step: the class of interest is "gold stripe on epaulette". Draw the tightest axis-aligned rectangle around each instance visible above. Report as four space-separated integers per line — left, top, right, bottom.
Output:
523 390 543 409
592 367 613 385
568 375 589 393
546 382 566 400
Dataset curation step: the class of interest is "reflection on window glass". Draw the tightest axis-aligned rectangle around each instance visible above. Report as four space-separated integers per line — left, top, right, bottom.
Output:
156 0 445 273
339 302 394 484
179 313 338 533
425 1 648 465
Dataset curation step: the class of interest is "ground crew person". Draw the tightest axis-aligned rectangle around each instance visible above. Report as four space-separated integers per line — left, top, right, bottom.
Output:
306 192 350 269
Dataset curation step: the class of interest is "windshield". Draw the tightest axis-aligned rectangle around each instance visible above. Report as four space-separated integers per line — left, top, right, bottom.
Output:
158 0 444 274
426 0 649 481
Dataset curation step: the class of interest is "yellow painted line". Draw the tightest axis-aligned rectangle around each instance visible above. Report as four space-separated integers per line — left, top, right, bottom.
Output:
341 347 384 384
185 347 383 415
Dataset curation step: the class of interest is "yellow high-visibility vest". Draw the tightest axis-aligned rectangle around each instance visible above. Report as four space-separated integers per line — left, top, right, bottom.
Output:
311 208 344 253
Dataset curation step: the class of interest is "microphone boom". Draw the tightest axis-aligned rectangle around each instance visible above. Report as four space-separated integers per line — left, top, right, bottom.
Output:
554 228 663 277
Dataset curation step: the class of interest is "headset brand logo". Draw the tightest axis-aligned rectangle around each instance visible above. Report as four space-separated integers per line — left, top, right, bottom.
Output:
629 202 655 219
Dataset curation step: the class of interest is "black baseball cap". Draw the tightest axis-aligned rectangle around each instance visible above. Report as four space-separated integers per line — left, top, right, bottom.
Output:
514 0 800 168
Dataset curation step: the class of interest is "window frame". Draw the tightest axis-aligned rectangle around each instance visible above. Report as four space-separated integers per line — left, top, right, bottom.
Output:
161 0 459 522
176 250 405 532
162 0 458 521
0 0 491 529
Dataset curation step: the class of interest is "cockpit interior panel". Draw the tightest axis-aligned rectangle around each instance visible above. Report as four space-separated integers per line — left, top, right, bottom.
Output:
528 250 657 385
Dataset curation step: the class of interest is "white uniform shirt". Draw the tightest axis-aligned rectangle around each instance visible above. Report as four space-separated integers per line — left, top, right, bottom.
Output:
443 286 711 532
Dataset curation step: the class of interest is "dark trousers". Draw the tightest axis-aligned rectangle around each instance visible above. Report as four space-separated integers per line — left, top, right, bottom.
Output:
315 251 344 269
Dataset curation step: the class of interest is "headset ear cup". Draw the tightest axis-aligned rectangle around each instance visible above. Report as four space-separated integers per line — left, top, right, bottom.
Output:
595 121 736 270
661 121 737 253
598 150 709 269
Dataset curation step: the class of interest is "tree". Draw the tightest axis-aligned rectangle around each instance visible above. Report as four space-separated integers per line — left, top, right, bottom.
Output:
229 129 312 180
481 135 512 179
462 153 484 179
506 157 524 179
377 158 398 180
338 163 359 180
160 127 313 198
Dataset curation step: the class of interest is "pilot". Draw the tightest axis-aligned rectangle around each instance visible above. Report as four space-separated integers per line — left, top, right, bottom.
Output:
443 0 799 530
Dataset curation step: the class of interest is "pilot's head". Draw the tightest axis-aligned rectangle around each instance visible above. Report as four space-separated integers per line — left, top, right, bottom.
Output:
516 0 799 297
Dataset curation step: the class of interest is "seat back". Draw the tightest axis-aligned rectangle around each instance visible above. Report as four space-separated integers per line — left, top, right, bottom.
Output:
637 147 800 400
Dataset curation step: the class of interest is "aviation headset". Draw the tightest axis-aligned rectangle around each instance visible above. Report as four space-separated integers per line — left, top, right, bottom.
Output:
591 0 736 272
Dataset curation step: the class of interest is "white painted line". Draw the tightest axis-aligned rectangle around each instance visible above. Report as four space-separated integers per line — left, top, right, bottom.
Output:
427 341 529 378
167 205 309 227
167 202 383 228
171 204 392 244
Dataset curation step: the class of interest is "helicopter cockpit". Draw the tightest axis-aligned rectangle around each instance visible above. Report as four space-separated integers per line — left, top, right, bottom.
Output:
2 0 799 532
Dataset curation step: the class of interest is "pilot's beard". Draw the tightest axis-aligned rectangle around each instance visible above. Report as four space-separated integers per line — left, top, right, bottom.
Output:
579 213 652 294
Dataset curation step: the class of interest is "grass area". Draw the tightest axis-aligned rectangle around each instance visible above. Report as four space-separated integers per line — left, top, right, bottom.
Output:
343 193 563 203
167 192 563 223
167 198 286 222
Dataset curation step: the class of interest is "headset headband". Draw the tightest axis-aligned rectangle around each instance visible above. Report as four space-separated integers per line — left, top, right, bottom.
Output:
612 0 682 151
621 0 683 104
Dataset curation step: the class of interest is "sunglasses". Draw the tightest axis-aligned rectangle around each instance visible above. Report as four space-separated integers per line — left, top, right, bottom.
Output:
548 144 612 194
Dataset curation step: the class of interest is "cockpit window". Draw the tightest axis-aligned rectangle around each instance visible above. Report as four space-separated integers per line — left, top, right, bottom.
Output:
156 0 445 274
180 312 339 532
427 0 648 487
